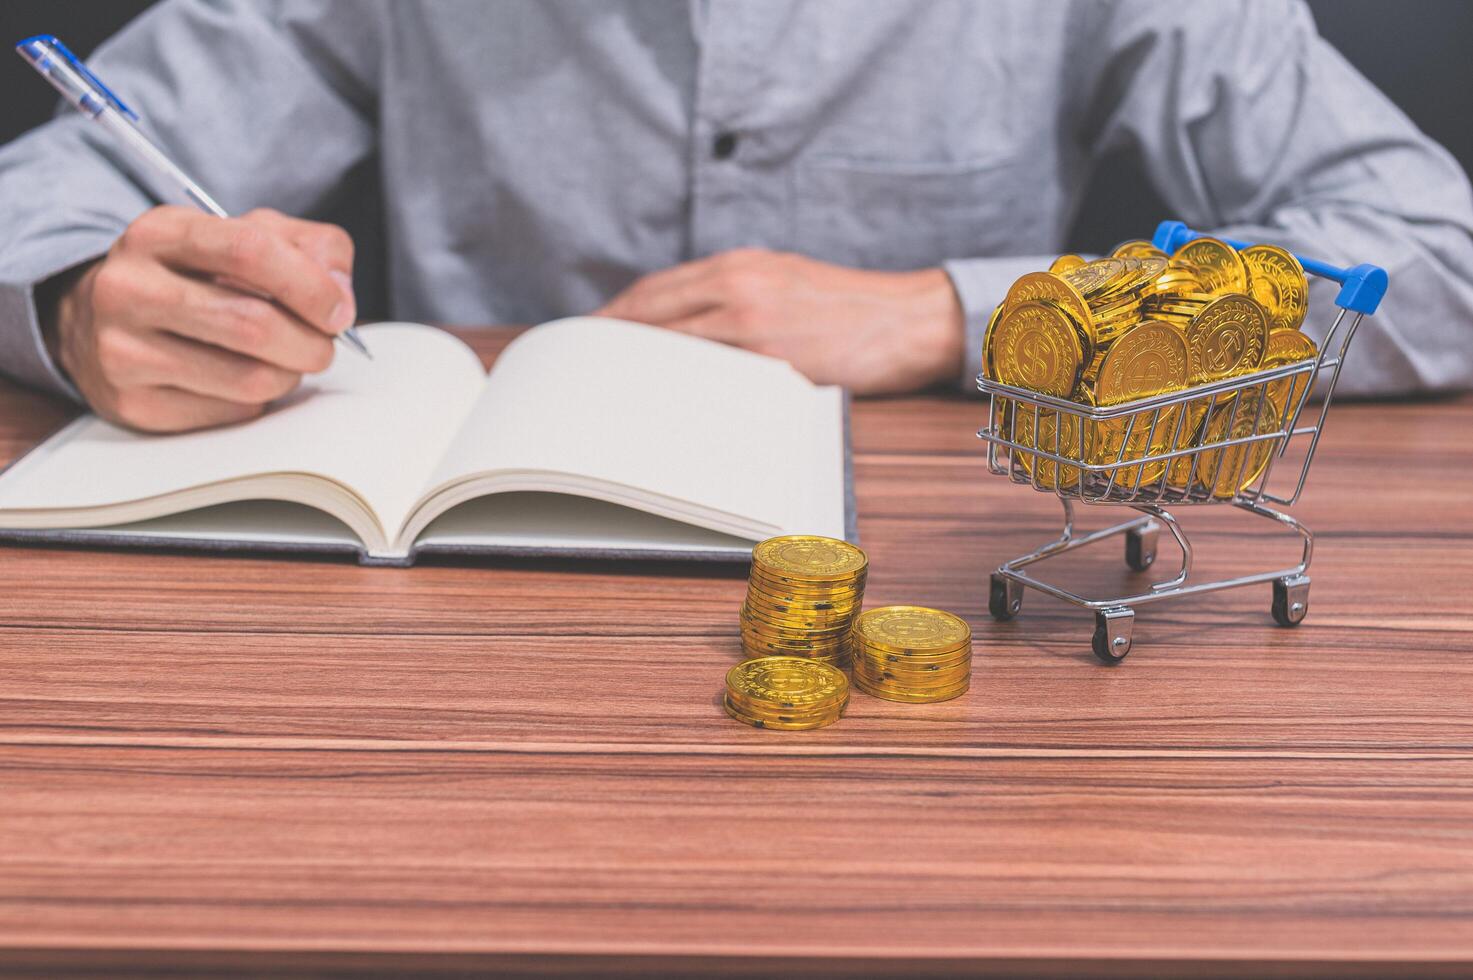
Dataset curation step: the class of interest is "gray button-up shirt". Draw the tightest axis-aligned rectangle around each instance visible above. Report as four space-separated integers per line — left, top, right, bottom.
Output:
2 0 1471 399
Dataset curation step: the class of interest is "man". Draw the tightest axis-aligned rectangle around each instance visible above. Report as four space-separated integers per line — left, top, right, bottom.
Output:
1 0 1470 432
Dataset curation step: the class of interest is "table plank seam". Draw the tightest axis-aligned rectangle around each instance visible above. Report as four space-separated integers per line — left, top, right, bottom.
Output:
1 734 1470 759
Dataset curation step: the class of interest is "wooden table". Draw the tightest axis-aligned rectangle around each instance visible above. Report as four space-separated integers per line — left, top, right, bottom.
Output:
1 328 1470 978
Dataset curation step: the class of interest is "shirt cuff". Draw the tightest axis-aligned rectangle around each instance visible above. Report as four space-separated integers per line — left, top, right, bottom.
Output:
943 255 1055 392
0 232 118 404
0 278 84 403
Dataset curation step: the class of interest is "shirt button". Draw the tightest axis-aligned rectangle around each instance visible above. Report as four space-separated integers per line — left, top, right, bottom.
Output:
711 131 739 160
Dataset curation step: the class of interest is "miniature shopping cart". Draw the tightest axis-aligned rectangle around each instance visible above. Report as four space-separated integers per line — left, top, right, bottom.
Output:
976 220 1388 663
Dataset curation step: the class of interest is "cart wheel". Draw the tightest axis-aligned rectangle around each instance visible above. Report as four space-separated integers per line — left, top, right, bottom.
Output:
989 573 1022 621
1124 521 1159 572
1272 574 1310 626
1092 607 1135 664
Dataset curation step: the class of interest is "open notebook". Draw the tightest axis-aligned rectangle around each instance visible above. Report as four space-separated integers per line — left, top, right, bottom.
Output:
0 318 853 564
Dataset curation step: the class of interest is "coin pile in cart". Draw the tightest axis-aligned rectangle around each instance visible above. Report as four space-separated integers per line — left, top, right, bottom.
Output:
984 236 1320 497
739 534 867 668
851 605 972 703
723 655 850 730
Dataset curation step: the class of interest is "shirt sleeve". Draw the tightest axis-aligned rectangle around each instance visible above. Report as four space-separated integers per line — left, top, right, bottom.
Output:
1081 0 1473 397
0 0 380 399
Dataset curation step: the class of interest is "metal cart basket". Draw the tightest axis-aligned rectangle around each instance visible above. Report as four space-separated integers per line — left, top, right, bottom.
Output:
976 220 1388 663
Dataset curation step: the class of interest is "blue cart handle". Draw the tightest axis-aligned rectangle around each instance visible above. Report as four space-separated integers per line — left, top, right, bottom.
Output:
1151 220 1387 315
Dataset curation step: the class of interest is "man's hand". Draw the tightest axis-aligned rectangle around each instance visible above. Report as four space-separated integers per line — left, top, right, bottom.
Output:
596 249 965 394
41 206 357 432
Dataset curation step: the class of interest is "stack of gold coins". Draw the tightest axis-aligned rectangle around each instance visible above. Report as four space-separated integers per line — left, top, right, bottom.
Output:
1145 291 1213 329
850 606 972 703
740 535 867 667
986 234 1320 498
723 656 849 731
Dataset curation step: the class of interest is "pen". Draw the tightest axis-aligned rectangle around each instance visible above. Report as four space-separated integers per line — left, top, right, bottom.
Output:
14 35 372 359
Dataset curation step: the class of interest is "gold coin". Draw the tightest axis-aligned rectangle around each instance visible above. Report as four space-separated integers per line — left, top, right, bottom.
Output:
855 664 972 686
744 611 857 631
726 656 849 707
739 637 848 656
1151 292 1215 312
743 587 862 613
1150 270 1204 299
724 695 843 731
1262 329 1319 421
853 676 970 704
739 649 848 668
1194 389 1284 499
1093 320 1189 405
1092 405 1184 489
854 674 970 696
741 627 851 650
742 596 861 621
853 672 971 695
1186 294 1268 383
725 683 848 713
854 648 972 670
739 628 849 647
1002 272 1095 345
853 666 970 688
1172 237 1250 295
1111 239 1168 259
741 601 856 630
747 567 865 592
1085 320 1188 487
989 302 1085 397
741 613 852 640
1241 245 1308 333
1049 253 1087 274
746 571 864 594
740 650 849 670
1012 406 1091 489
1062 257 1127 298
1000 397 1039 477
725 692 845 724
855 636 973 657
981 304 1003 377
1262 327 1318 368
739 635 849 656
1095 257 1169 302
1090 289 1142 313
851 605 971 655
858 649 973 670
751 535 867 582
1164 393 1217 491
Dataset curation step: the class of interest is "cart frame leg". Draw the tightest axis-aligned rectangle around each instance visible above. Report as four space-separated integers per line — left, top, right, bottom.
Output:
992 496 1315 613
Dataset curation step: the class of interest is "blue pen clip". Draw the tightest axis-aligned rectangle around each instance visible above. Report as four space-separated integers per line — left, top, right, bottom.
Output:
15 34 139 121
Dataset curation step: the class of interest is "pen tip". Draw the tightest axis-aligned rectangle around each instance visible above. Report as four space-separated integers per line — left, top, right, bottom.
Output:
340 327 372 359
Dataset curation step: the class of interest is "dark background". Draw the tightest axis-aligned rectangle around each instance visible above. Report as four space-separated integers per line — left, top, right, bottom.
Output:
3 0 1471 254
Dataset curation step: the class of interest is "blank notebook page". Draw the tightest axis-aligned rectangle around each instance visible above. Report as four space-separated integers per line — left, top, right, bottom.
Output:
0 324 484 532
427 318 846 538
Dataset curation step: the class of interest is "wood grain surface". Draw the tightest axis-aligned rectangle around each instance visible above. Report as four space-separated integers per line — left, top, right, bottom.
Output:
0 327 1470 978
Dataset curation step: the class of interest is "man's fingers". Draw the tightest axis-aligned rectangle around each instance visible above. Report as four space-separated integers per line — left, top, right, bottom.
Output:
600 273 719 325
163 275 336 374
241 208 355 274
599 249 780 325
125 330 303 405
108 385 264 434
240 209 356 318
135 210 354 337
662 308 747 345
598 254 738 324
